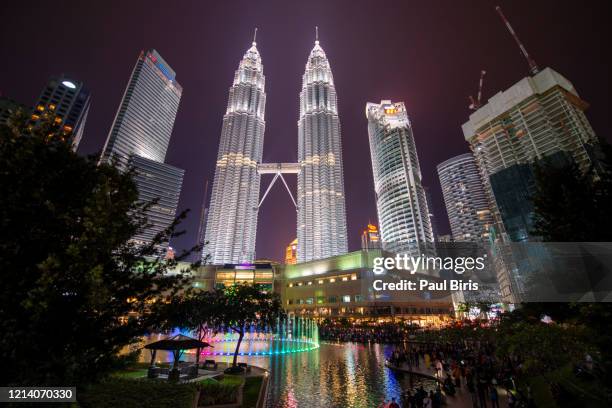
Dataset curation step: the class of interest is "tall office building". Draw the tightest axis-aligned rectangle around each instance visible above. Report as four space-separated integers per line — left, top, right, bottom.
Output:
204 39 266 264
297 36 348 262
462 67 599 241
100 50 182 166
437 153 494 242
31 76 90 150
424 187 439 241
99 49 184 248
366 100 433 255
130 156 184 245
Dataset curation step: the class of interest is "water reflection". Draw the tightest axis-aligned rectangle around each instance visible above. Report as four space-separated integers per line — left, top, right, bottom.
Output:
140 339 436 407
261 342 436 408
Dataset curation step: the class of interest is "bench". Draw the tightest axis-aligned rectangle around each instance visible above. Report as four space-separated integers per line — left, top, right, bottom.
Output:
202 359 218 370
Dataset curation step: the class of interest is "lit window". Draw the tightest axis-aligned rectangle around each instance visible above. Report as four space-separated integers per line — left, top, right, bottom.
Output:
329 278 336 283
318 280 324 284
342 276 348 281
342 295 351 303
351 274 357 280
307 281 312 285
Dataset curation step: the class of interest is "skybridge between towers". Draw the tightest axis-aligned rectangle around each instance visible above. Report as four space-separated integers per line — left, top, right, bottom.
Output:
258 163 300 210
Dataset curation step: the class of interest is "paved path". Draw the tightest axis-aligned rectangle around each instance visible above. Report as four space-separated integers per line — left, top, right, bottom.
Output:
387 358 509 408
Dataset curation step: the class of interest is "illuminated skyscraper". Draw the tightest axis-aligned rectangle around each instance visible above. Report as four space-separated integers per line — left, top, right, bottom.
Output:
31 75 91 150
437 153 494 242
297 34 348 262
100 49 182 166
99 49 184 248
361 224 381 251
366 100 433 255
129 155 184 247
204 38 266 264
285 238 298 265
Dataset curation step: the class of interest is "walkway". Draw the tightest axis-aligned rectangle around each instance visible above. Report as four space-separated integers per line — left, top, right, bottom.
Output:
386 357 510 408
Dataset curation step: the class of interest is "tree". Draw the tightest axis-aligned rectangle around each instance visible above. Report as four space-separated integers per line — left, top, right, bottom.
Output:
496 321 590 378
155 288 223 367
0 116 194 386
218 284 284 372
532 142 612 241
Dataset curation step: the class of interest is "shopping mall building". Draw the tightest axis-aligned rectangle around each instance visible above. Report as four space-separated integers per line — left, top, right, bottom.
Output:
171 249 454 325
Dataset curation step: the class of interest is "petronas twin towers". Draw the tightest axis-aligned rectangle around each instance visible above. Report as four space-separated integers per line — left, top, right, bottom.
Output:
204 31 348 264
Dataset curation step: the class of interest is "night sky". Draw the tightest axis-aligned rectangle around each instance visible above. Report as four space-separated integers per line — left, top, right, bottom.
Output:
2 1 610 262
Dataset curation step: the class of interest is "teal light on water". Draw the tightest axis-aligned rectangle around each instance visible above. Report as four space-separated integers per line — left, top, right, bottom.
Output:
197 318 320 357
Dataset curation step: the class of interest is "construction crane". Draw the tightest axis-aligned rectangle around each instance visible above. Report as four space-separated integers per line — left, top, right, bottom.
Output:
495 5 539 75
469 70 487 110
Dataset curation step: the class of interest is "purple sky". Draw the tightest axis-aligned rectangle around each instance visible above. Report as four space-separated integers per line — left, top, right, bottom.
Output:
2 0 610 262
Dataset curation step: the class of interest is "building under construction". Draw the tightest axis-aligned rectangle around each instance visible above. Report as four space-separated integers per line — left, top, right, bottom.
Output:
462 67 598 183
459 6 602 302
462 6 600 242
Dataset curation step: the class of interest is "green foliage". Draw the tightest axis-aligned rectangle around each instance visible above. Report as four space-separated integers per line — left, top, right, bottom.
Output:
198 376 242 406
219 284 285 367
242 376 263 408
0 117 193 386
496 321 589 377
155 289 223 343
532 142 612 241
79 378 197 408
221 284 285 331
161 284 285 368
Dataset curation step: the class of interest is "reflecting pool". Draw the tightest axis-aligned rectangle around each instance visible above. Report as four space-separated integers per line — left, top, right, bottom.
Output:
141 337 437 407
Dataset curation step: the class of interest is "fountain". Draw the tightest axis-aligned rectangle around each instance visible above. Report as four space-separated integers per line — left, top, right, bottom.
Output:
200 316 319 357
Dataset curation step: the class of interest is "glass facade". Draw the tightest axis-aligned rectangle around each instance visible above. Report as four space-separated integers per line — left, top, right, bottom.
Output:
99 49 182 167
437 153 495 242
99 49 184 248
130 156 185 245
366 100 434 256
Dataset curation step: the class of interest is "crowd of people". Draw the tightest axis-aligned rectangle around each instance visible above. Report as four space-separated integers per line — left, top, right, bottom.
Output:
388 341 524 408
319 321 535 407
319 323 414 343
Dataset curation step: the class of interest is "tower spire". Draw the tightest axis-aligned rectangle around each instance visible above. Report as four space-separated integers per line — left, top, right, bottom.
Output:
253 27 258 46
315 26 319 44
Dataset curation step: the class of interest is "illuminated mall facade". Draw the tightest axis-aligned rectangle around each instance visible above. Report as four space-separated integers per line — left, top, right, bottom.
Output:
174 249 453 326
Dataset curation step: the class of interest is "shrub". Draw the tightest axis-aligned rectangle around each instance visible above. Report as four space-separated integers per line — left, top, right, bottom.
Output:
198 376 242 406
79 378 196 408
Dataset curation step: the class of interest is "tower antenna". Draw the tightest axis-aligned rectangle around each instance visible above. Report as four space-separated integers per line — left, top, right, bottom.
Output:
495 5 539 75
315 26 319 43
253 27 258 44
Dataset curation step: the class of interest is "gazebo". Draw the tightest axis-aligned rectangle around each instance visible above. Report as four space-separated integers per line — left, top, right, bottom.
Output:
144 334 212 381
